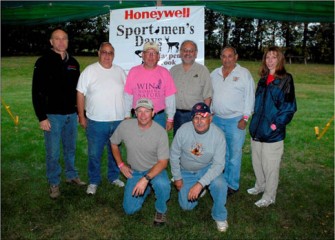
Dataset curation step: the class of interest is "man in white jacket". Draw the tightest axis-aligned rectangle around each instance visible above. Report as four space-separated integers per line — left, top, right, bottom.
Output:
211 46 255 197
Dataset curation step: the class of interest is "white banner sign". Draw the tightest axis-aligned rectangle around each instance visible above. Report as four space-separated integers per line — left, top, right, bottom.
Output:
109 6 204 72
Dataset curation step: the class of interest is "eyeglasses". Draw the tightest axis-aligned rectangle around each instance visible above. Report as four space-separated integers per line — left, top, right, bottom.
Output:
144 51 159 56
100 51 114 56
182 49 195 53
192 115 209 122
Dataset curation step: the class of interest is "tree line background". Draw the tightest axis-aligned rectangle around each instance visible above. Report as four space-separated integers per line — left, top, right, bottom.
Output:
2 9 334 63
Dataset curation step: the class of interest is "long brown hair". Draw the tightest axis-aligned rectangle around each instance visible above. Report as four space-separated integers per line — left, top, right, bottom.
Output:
259 46 287 78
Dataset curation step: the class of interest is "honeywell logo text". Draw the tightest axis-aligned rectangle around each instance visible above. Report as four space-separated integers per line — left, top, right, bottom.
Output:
125 8 190 20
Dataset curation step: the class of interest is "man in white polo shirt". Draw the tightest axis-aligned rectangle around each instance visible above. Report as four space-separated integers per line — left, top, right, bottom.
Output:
211 46 255 197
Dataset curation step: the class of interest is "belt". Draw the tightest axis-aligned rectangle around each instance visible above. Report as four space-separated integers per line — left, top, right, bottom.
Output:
177 109 191 113
156 109 165 114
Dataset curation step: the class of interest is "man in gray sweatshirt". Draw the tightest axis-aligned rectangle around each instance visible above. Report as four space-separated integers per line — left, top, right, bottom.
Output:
169 102 229 233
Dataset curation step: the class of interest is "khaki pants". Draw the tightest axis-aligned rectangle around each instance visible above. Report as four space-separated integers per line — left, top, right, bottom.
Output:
251 139 284 202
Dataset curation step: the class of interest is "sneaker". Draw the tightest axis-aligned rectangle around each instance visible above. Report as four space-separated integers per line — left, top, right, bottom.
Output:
66 178 86 186
200 189 207 198
153 212 166 226
111 179 125 187
49 185 60 199
254 199 275 208
247 187 263 195
216 220 228 232
86 184 98 195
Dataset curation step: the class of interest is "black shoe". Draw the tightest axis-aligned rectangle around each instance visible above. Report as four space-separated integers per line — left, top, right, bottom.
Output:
227 187 239 197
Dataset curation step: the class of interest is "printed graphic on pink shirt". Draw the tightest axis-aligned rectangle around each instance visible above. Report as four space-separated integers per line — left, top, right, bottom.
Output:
133 78 165 112
125 65 177 112
136 79 162 97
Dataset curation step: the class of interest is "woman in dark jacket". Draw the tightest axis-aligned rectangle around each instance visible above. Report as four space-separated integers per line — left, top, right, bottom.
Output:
248 46 297 207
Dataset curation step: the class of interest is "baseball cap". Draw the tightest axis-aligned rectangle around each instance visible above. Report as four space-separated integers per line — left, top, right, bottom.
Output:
191 102 211 119
143 42 159 52
135 98 154 110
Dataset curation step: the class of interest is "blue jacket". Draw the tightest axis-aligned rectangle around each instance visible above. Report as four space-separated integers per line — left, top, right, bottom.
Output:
249 73 297 143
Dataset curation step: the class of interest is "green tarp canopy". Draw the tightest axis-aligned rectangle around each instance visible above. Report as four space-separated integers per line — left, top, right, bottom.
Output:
1 1 334 25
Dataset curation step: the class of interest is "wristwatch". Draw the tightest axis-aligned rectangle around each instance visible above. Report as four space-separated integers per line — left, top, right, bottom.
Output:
144 174 151 181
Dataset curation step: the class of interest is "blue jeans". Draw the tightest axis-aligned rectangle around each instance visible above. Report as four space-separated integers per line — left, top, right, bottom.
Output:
123 170 171 215
178 165 228 221
44 113 78 185
153 111 166 129
86 119 121 185
173 110 192 136
212 115 246 190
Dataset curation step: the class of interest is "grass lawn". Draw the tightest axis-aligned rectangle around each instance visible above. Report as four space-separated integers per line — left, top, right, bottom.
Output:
1 56 334 239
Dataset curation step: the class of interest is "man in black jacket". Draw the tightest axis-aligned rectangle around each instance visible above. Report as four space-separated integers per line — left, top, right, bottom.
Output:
32 29 85 199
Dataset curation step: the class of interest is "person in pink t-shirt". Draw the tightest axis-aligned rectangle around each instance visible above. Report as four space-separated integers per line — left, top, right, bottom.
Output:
124 42 177 131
